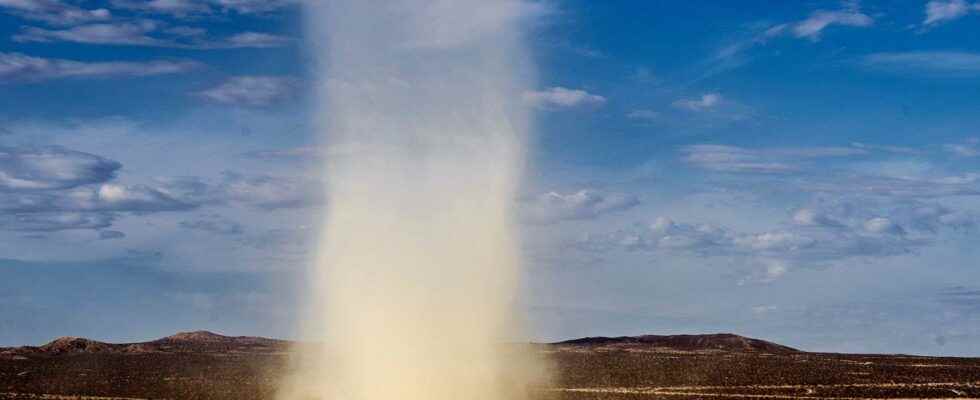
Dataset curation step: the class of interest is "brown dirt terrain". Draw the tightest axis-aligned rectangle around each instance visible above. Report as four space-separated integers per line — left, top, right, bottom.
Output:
2 331 979 400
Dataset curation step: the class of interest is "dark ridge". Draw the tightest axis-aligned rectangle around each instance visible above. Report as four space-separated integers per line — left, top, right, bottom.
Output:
555 333 799 354
2 331 289 356
38 337 115 355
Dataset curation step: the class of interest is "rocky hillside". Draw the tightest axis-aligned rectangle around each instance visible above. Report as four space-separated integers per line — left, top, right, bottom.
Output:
555 333 800 354
1 331 288 356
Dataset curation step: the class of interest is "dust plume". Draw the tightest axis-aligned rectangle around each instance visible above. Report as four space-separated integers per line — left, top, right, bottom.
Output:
277 1 549 399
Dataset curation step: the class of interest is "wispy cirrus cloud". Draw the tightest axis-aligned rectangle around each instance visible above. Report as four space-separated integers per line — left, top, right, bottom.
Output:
672 93 723 112
786 7 873 41
860 51 980 77
522 87 606 109
197 76 298 107
14 21 172 46
0 0 110 26
944 138 980 157
923 0 979 26
109 0 212 16
13 22 292 49
681 144 866 174
521 189 640 225
0 52 201 83
2 0 293 21
707 4 873 78
179 214 244 235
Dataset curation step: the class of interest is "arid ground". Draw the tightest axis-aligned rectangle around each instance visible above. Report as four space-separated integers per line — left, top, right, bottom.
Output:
2 331 979 400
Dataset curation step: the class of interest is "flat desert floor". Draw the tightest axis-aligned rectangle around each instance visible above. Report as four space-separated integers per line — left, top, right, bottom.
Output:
2 332 979 400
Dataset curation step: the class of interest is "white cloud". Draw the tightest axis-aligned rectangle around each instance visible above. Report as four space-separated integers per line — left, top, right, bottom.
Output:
13 22 292 49
522 189 639 224
197 76 297 107
626 109 660 121
735 231 815 252
159 172 322 210
680 144 866 174
0 212 114 232
575 197 977 283
863 217 904 235
108 0 295 16
522 87 606 109
792 9 873 40
792 208 844 228
0 0 110 26
14 21 167 46
944 138 980 157
223 32 291 48
98 230 125 240
862 52 980 76
924 0 976 26
672 93 723 111
212 0 294 14
179 214 243 235
0 52 200 83
0 183 193 214
0 146 120 190
110 0 211 16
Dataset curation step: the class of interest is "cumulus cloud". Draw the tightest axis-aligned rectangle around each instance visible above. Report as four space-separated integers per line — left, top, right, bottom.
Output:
923 0 977 26
672 93 723 111
522 87 606 109
521 189 639 224
737 259 789 285
0 0 111 26
0 146 210 233
197 76 298 107
576 198 976 283
861 52 980 77
681 144 865 174
0 52 200 83
0 146 121 190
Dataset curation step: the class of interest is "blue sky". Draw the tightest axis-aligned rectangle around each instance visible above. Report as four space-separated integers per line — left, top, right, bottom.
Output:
2 0 980 356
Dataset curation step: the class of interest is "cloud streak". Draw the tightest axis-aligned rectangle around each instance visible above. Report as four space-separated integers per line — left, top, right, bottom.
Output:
14 22 292 49
0 52 200 83
681 144 866 174
521 189 640 224
197 76 298 107
523 87 606 109
0 0 111 25
861 51 980 77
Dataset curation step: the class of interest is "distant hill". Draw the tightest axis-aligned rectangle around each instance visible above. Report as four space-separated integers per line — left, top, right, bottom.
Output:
554 333 799 354
1 331 289 356
1 331 796 357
